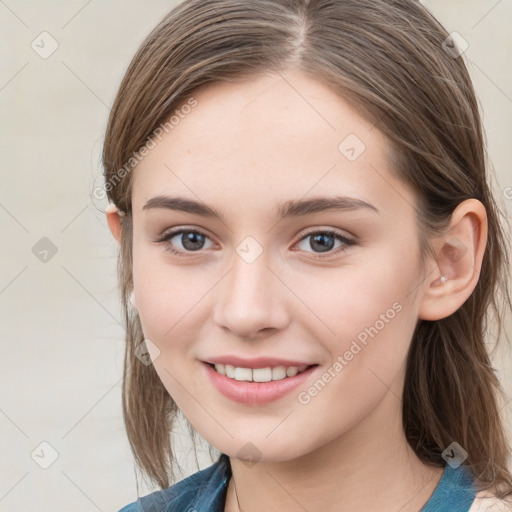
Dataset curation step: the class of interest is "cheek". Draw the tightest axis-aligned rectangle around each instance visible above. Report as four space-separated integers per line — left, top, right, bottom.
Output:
132 243 210 342
302 252 415 339
293 279 416 447
131 250 206 404
299 248 420 386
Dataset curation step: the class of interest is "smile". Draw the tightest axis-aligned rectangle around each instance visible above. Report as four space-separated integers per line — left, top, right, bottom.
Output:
202 362 319 405
211 363 310 382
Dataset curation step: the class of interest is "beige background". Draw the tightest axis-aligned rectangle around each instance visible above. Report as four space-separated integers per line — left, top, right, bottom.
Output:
0 1 511 510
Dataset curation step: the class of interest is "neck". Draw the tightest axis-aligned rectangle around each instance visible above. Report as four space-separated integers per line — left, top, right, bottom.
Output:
224 386 443 512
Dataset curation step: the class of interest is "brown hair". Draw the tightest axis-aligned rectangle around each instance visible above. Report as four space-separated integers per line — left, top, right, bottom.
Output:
101 0 512 497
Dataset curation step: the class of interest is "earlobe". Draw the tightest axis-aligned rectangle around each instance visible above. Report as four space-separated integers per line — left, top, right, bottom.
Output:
105 202 124 245
418 199 488 321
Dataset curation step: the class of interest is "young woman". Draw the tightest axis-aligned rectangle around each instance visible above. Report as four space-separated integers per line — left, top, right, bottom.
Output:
101 0 512 510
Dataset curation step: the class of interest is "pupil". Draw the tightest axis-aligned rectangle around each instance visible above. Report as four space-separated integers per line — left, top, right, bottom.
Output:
182 232 204 250
311 233 334 253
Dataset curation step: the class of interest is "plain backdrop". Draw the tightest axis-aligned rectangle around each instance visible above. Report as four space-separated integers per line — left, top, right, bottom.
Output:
1 1 511 511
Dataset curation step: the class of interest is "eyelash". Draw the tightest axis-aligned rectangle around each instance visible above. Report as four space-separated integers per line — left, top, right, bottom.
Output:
154 228 356 259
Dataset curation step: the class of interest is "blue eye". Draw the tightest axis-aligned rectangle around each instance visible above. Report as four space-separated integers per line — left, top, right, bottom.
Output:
154 228 355 259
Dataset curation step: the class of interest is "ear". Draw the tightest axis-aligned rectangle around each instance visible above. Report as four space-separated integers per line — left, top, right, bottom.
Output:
105 203 123 245
418 198 488 321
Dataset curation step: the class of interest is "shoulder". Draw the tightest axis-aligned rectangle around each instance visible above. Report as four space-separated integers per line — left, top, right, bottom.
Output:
116 454 231 512
468 490 512 512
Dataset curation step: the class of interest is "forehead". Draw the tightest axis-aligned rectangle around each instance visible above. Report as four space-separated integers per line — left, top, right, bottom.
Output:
131 69 414 220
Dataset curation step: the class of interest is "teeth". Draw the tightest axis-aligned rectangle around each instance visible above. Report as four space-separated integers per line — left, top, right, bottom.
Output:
272 366 287 380
213 363 308 382
234 367 252 381
253 367 272 382
286 367 299 377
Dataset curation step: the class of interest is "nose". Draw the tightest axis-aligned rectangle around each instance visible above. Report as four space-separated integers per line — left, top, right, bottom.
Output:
212 248 290 340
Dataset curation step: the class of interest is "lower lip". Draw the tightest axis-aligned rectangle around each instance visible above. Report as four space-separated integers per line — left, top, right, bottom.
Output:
202 362 318 405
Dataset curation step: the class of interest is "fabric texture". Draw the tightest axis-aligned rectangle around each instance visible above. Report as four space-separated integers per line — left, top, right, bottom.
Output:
118 453 478 512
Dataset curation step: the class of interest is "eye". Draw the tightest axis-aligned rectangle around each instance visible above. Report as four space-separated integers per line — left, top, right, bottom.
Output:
154 228 215 257
293 229 356 258
154 227 356 259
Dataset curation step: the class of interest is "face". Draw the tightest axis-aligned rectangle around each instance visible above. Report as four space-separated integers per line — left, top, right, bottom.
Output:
127 68 428 462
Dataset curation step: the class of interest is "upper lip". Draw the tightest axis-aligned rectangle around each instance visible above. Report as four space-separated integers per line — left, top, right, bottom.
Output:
203 356 317 369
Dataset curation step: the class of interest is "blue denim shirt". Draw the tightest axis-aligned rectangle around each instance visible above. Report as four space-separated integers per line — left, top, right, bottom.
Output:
118 453 477 511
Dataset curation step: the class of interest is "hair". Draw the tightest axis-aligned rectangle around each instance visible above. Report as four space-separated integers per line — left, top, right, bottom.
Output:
101 0 512 498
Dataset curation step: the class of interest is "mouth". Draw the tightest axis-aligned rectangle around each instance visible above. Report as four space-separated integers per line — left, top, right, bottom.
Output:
202 361 320 405
205 362 317 382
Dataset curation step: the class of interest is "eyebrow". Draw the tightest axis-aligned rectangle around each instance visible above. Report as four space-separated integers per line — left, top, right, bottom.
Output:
142 195 379 220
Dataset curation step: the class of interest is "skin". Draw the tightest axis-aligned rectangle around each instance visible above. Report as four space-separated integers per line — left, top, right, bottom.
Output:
106 68 487 511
